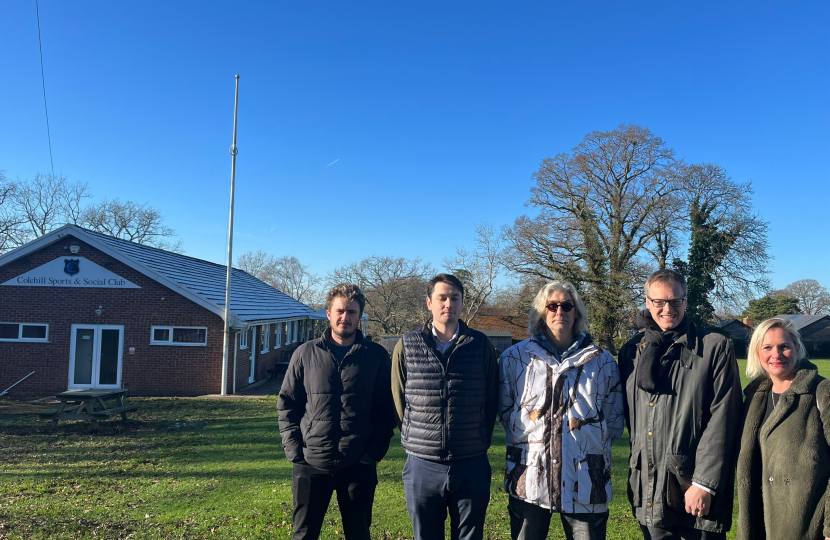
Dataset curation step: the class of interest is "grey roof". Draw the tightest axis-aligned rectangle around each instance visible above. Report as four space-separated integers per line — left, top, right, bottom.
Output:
773 314 830 330
714 319 750 329
0 225 315 326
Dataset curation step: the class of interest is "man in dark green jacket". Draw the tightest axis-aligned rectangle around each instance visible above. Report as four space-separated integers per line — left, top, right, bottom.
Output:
618 270 742 540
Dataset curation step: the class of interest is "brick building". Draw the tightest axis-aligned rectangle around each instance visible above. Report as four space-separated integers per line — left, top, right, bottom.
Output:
0 225 316 399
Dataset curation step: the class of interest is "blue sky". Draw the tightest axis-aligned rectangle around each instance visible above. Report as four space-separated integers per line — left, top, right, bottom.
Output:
1 1 828 292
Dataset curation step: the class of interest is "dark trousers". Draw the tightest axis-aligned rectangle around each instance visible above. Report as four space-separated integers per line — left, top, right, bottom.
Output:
641 525 726 540
291 460 378 540
402 453 491 540
507 496 608 540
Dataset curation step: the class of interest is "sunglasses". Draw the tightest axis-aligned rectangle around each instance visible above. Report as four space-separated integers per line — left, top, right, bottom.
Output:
646 295 686 308
545 302 574 313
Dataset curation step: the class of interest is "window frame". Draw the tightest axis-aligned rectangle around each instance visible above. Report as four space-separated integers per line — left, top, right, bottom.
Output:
0 322 49 343
240 328 249 349
260 323 270 353
150 326 208 347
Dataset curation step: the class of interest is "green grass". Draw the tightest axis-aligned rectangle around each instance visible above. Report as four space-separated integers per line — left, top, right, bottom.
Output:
2 359 828 539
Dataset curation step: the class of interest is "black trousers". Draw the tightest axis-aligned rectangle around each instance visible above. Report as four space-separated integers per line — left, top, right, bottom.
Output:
291 460 378 540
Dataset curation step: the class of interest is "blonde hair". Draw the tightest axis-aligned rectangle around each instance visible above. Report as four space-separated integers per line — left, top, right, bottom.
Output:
746 317 808 379
527 280 589 336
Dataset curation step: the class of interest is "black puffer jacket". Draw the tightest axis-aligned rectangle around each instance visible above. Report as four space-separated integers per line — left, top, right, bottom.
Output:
278 329 395 472
400 324 490 461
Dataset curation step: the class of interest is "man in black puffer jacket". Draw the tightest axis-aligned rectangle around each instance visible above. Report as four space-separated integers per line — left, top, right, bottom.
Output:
278 283 395 540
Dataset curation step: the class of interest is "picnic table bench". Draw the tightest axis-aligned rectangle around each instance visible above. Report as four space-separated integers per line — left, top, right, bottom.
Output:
38 389 137 429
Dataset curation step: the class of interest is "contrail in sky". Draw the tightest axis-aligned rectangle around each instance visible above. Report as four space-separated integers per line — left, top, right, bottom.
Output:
322 158 339 169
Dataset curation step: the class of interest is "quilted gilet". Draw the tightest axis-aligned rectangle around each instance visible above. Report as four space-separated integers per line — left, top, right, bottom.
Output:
400 326 490 461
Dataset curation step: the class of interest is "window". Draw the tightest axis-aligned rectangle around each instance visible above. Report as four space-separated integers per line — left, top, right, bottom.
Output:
260 323 270 353
151 326 207 346
240 328 249 349
0 322 49 342
292 320 298 343
275 322 282 348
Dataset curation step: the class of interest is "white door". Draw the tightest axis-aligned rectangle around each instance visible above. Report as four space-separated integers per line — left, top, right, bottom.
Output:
69 324 124 389
248 327 256 383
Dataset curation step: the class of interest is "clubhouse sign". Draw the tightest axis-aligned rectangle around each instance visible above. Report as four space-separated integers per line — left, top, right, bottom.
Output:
2 257 140 289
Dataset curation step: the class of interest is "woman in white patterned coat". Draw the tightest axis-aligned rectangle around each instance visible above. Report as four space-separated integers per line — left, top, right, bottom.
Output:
498 280 625 540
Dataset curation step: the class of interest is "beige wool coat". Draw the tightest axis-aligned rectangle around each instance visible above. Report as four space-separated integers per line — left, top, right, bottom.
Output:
736 360 830 540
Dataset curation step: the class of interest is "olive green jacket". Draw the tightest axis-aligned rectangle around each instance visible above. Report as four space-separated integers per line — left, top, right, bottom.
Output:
619 323 742 533
736 360 830 540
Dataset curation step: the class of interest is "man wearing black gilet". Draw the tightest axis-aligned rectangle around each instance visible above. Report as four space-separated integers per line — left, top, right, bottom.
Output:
391 273 499 540
279 284 395 540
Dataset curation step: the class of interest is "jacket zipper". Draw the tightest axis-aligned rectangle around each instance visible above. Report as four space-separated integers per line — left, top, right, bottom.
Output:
442 335 470 457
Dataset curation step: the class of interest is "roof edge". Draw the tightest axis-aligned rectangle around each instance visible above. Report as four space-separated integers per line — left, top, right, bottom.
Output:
0 225 244 327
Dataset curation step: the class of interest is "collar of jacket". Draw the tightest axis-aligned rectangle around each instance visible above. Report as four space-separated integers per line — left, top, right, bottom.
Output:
530 331 591 358
755 359 821 438
420 319 472 349
637 318 701 367
316 328 366 352
744 359 821 399
527 332 600 369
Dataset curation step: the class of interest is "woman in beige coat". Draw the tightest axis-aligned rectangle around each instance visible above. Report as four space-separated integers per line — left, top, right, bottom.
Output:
736 318 830 540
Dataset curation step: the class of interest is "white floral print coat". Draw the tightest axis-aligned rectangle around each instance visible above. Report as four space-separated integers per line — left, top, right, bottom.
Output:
498 334 624 513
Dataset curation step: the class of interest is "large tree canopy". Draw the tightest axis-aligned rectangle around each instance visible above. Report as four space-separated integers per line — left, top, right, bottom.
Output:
673 164 770 326
504 124 681 351
504 124 771 350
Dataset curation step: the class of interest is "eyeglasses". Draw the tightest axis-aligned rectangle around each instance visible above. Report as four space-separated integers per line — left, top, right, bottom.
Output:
646 295 686 308
546 302 574 313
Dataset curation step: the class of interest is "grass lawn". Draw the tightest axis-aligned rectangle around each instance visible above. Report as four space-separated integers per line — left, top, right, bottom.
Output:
2 359 828 540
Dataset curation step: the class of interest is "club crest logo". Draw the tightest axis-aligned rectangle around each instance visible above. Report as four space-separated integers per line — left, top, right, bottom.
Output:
64 259 80 276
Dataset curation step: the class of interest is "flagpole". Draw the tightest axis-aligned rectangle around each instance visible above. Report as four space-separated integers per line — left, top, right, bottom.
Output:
221 74 240 396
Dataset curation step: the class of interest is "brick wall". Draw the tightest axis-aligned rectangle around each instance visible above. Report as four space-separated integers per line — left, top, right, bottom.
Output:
229 322 304 393
0 235 227 398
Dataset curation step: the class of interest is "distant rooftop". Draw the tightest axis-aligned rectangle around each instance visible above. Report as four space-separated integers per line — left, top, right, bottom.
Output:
773 314 830 330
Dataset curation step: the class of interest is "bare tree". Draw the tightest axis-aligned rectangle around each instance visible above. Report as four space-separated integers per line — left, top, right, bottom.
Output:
0 173 183 254
81 198 183 252
780 279 830 315
236 250 273 277
678 164 770 314
671 164 771 327
8 173 90 247
235 251 322 305
0 171 22 252
329 256 433 337
270 256 322 305
503 124 682 351
443 221 504 325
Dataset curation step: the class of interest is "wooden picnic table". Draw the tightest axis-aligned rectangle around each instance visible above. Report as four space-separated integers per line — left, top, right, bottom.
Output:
38 389 138 429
